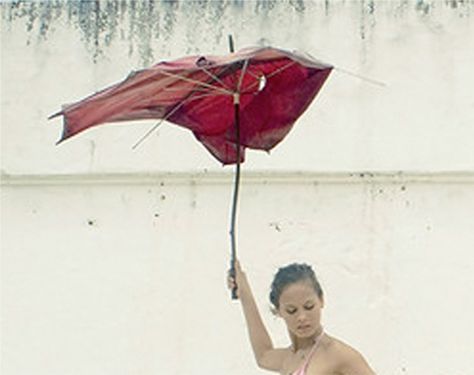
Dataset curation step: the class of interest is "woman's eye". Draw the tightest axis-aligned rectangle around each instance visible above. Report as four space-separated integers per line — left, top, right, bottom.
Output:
304 305 314 310
286 309 297 315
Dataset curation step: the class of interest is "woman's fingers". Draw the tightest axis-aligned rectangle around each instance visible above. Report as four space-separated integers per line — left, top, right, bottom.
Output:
226 260 246 300
227 259 245 292
227 271 237 289
227 275 240 298
227 275 235 288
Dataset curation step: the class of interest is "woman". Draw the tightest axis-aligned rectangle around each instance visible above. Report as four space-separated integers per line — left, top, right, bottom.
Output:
228 260 376 375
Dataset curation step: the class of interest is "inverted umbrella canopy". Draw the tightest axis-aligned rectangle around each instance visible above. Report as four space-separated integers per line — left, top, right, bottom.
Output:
51 43 333 299
52 46 332 164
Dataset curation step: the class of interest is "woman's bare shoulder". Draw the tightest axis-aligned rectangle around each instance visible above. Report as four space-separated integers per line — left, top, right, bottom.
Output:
325 335 359 354
323 335 376 375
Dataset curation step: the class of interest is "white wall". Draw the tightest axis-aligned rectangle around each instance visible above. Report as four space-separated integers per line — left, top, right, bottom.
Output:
1 1 474 374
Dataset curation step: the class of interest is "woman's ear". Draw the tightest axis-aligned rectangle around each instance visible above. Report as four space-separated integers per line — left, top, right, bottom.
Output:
319 294 325 308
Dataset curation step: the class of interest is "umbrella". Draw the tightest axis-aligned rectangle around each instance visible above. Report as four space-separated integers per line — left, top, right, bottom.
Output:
50 37 333 298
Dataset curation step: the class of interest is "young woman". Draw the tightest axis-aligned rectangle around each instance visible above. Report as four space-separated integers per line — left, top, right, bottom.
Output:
228 260 376 375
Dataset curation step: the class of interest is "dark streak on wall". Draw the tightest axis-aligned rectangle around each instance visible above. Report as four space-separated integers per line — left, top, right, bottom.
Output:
1 0 471 64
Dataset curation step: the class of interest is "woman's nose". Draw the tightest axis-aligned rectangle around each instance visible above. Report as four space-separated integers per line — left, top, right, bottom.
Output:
296 311 307 322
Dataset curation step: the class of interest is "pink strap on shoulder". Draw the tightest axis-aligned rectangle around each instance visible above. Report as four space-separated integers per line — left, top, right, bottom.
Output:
292 330 325 375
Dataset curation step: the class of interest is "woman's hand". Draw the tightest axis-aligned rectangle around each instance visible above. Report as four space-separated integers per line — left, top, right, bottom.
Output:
227 259 248 300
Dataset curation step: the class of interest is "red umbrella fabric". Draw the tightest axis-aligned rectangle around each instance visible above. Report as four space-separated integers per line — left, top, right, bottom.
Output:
51 46 332 164
51 44 333 299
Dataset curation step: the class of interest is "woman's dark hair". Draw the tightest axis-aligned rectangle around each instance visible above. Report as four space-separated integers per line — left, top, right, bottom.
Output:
269 263 323 309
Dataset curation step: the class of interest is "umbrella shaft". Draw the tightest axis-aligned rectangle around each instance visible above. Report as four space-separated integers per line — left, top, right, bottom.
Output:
229 100 240 300
230 101 240 259
228 33 239 300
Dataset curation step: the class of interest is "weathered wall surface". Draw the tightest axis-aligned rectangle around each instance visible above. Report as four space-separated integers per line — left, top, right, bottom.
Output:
1 1 474 375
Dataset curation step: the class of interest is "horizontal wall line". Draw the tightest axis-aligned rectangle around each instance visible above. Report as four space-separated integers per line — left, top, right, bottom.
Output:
1 171 474 187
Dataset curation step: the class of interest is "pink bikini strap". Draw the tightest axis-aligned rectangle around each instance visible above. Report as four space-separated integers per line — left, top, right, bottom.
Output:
301 330 324 372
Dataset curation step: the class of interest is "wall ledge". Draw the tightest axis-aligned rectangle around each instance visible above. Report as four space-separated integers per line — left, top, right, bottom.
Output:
2 171 473 186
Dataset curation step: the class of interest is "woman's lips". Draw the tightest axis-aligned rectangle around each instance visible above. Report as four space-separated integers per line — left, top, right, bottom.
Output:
297 325 311 332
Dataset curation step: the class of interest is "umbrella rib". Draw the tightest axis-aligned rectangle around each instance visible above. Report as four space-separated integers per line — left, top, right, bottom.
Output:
243 68 261 80
199 66 233 92
131 91 227 150
335 67 386 87
159 70 233 95
264 61 297 79
160 87 212 92
236 58 250 93
243 61 297 92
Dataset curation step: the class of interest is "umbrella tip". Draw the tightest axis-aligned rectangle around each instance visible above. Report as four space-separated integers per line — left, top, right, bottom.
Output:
228 35 235 53
48 111 62 120
55 135 66 146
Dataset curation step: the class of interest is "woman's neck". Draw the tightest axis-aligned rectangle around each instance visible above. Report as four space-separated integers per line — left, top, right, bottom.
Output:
293 326 324 351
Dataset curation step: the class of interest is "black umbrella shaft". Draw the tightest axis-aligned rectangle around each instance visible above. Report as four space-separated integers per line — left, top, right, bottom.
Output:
229 97 240 300
228 34 235 53
228 34 240 300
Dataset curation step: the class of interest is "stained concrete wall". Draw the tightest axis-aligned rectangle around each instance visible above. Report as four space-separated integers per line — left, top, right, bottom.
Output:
1 1 474 375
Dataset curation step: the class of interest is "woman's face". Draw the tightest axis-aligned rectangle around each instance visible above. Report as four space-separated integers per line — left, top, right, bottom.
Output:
277 280 324 339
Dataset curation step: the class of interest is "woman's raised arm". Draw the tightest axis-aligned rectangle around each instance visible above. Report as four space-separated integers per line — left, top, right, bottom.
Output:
228 260 286 371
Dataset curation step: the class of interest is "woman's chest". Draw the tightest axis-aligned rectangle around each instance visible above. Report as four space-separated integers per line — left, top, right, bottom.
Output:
280 353 339 375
